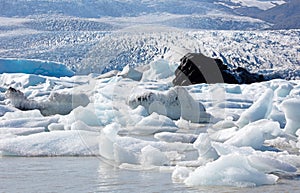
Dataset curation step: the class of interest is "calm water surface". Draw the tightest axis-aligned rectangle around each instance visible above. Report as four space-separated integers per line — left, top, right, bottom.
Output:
0 157 300 193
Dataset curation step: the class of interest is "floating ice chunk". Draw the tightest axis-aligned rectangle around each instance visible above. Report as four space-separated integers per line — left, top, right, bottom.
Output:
268 104 286 128
172 166 192 183
2 109 42 120
99 123 194 165
120 105 148 126
175 117 206 131
129 113 178 135
176 86 210 123
289 86 300 97
0 73 46 89
212 142 255 156
0 127 45 136
140 145 169 166
275 83 293 98
176 159 210 168
184 154 279 187
96 70 119 79
141 59 173 81
0 116 59 129
0 130 99 156
120 106 148 128
61 105 100 129
225 120 283 150
237 89 274 128
99 123 120 160
71 120 99 132
132 105 149 117
212 119 237 130
277 154 300 168
99 123 148 164
48 123 65 131
154 132 197 143
225 85 242 94
137 113 176 127
128 88 180 119
128 86 210 123
193 133 218 160
213 142 297 174
247 155 297 173
117 65 142 81
208 127 238 142
5 87 90 116
281 98 300 135
41 91 90 116
113 143 139 165
213 119 238 130
0 105 16 117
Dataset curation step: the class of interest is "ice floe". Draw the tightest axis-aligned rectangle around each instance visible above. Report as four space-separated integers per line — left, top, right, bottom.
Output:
1 59 300 188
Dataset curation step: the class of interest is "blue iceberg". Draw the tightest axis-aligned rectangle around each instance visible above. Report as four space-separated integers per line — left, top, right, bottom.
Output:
0 58 74 77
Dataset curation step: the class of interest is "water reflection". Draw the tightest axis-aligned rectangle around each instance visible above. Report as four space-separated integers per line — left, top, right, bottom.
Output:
0 157 299 193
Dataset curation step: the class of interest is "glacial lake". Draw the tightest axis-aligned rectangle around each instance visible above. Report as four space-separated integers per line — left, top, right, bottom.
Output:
1 157 300 193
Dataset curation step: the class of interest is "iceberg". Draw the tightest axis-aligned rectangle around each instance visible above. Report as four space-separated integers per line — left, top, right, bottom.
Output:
281 98 300 135
0 130 99 156
236 89 274 128
117 65 143 81
0 58 74 77
0 104 16 117
247 154 297 173
128 112 178 135
0 116 59 130
140 145 169 166
225 120 283 150
183 154 279 187
141 59 174 81
193 133 219 160
5 87 90 116
128 86 210 123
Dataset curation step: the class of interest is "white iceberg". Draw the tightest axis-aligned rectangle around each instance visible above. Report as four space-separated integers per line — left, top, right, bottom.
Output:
5 87 90 116
141 59 174 81
281 98 300 135
117 65 143 81
183 154 279 187
129 112 178 135
128 86 210 123
0 130 99 156
140 145 169 166
225 120 283 150
237 89 274 128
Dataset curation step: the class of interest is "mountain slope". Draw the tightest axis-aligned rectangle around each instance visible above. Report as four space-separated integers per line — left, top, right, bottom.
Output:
256 0 300 29
1 0 296 30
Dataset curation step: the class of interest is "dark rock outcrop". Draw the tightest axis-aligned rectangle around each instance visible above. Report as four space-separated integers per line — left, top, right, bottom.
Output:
173 53 265 86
